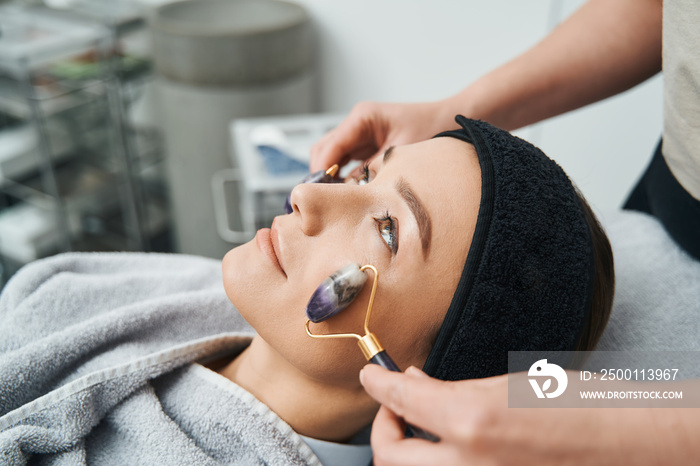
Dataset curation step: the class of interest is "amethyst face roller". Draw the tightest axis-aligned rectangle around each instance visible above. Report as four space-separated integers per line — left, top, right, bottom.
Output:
305 264 439 441
284 164 339 214
306 263 369 323
304 264 400 372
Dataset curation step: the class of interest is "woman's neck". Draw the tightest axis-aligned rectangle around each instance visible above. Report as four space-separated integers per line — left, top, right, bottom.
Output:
218 335 378 442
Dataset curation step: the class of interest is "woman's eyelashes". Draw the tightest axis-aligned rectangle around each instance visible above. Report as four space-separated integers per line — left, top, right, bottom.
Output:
376 213 399 255
356 162 371 185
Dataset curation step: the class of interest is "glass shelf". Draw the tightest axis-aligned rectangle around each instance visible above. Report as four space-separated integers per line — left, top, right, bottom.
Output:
0 4 170 289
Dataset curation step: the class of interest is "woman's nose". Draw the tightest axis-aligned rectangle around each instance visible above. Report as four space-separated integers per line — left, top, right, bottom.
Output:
288 182 365 236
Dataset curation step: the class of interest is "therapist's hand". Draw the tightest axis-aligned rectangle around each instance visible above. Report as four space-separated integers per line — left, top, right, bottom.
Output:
359 364 687 466
309 100 457 172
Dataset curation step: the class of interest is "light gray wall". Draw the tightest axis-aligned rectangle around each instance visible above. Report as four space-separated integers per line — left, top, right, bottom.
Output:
291 0 663 212
140 0 663 211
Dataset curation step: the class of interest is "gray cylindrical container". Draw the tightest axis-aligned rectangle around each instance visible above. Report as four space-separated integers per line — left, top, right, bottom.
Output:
151 0 314 259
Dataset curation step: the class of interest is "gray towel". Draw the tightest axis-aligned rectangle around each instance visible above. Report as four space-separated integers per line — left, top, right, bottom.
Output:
598 210 700 352
0 252 320 465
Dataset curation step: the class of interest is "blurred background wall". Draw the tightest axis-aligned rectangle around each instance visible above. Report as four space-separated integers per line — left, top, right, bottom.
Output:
277 0 662 212
139 0 661 211
0 0 663 284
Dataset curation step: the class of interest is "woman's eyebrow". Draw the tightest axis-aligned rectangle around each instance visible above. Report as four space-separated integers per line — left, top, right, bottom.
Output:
396 177 432 258
381 145 432 258
383 146 395 162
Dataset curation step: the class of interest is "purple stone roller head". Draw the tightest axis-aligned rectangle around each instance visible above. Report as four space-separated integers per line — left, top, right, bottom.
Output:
284 165 339 214
306 263 368 323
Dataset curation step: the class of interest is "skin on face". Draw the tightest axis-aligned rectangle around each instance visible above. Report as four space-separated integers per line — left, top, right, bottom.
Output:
222 137 481 387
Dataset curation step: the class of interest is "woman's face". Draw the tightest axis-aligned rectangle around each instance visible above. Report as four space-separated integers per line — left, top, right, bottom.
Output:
222 137 481 385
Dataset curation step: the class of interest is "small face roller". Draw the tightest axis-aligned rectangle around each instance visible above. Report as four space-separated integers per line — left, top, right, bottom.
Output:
284 164 339 214
306 263 368 323
305 263 399 371
304 264 439 441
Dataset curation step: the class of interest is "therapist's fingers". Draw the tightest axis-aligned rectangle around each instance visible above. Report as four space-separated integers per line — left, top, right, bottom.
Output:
309 102 388 172
312 132 378 172
360 364 454 437
310 99 454 172
371 406 458 466
370 404 406 448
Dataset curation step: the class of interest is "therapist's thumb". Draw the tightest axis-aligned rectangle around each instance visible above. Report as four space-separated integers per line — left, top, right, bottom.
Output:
310 102 388 172
360 364 448 434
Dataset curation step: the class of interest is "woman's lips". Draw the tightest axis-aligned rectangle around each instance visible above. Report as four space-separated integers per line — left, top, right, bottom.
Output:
256 226 286 277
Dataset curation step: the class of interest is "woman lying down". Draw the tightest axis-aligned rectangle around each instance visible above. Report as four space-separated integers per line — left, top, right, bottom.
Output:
0 117 613 465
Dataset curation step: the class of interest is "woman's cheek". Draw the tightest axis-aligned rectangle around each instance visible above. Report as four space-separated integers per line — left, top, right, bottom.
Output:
222 243 289 326
221 246 247 304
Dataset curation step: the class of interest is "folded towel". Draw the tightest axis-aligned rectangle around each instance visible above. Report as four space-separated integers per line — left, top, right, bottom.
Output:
597 210 700 353
0 252 319 465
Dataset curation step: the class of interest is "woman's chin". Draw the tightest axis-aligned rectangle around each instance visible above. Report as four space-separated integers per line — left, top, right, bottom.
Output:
221 239 287 321
221 241 256 303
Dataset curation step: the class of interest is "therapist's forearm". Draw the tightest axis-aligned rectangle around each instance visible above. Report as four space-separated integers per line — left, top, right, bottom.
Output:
443 0 662 131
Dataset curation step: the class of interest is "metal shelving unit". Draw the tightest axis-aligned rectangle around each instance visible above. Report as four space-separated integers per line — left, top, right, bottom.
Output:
0 3 170 287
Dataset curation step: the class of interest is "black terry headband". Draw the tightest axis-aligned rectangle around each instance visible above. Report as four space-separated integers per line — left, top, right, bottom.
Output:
423 116 595 381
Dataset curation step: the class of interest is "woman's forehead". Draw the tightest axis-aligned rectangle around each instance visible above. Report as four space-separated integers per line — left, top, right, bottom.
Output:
374 137 476 171
377 138 480 202
380 138 481 261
